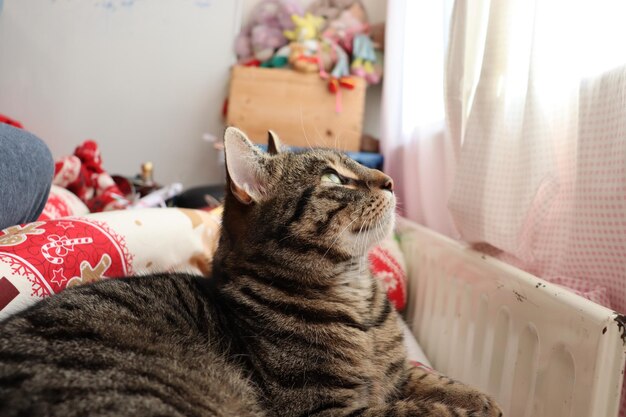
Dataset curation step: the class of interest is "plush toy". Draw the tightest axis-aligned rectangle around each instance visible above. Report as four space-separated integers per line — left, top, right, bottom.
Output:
235 0 303 63
369 22 385 50
323 39 350 80
316 39 356 112
282 12 327 73
53 141 130 213
287 39 338 73
321 2 368 54
316 39 336 73
261 44 291 68
248 25 286 62
307 0 361 23
288 41 321 73
283 12 325 43
351 33 380 84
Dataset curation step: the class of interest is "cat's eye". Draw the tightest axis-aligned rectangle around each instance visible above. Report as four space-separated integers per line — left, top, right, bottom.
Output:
321 172 343 185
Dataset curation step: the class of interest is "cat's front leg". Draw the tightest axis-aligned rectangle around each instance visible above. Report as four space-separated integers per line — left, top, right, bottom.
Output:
323 399 490 417
314 396 500 417
395 364 503 417
307 369 502 417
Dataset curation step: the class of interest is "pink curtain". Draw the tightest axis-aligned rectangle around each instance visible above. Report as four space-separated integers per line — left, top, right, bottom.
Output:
380 0 458 238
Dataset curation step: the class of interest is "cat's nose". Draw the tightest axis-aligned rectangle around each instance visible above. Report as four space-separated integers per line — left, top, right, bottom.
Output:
368 172 394 192
382 178 394 192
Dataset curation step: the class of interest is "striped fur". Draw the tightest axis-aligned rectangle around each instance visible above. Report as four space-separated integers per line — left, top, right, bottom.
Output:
0 128 502 417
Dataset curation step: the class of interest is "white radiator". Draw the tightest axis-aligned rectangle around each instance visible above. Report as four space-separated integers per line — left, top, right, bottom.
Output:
397 218 626 417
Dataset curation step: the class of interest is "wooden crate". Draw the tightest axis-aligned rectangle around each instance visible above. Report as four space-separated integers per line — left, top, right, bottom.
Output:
227 66 366 151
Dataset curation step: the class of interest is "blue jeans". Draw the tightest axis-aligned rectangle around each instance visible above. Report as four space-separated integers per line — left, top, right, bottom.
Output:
0 124 54 229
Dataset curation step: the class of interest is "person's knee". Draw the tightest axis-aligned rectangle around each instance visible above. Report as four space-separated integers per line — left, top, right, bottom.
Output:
0 124 54 228
27 131 55 190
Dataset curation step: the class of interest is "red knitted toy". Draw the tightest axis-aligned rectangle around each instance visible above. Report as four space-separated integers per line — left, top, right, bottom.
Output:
53 140 130 213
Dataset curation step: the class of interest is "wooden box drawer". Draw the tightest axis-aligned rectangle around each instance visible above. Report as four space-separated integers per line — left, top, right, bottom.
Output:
227 65 366 151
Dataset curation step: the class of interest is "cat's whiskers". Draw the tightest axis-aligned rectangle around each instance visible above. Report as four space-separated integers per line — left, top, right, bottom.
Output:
311 122 330 149
374 219 387 250
393 198 404 215
334 129 348 150
321 216 360 262
356 220 368 272
355 217 373 275
355 208 393 274
361 218 377 272
299 105 314 150
350 224 363 273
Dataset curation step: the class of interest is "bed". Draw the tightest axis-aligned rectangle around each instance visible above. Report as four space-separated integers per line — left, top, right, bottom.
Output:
396 217 626 417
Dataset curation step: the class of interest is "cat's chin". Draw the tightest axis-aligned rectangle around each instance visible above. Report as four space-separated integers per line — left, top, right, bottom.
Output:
345 211 395 254
374 211 396 243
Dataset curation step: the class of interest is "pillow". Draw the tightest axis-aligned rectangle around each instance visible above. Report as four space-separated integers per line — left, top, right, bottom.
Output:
0 208 221 320
368 233 408 311
38 185 90 221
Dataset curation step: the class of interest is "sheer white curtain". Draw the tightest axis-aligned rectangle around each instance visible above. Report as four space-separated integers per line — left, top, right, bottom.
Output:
380 0 457 237
448 0 626 305
446 1 626 414
383 0 626 308
383 1 626 412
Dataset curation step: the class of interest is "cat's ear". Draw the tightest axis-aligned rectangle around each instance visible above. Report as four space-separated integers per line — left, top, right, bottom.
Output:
224 127 268 205
267 130 283 155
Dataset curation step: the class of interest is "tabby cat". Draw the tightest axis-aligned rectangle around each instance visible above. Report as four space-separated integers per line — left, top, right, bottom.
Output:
0 127 502 417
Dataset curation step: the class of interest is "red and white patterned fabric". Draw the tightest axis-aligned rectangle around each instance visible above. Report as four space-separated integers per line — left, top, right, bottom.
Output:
38 185 90 221
0 219 130 312
0 208 221 320
368 234 408 311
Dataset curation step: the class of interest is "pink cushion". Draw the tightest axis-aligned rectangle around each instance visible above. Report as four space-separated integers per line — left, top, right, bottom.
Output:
368 234 408 311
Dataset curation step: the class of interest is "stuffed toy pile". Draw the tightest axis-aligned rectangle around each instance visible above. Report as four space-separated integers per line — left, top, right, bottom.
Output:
235 0 383 94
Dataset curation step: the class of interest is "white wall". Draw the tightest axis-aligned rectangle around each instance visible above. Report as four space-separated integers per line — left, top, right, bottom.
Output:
0 0 240 188
0 0 386 189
